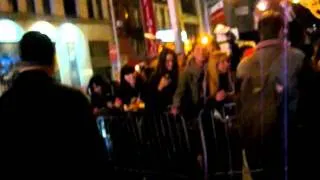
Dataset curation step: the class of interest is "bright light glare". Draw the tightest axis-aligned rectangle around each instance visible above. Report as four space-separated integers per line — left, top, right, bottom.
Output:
58 23 78 43
135 65 140 72
201 36 209 45
29 21 57 42
0 19 24 43
291 0 300 4
256 0 268 11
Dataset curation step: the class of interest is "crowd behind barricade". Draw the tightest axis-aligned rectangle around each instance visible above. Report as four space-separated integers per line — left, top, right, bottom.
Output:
87 11 320 180
0 10 320 179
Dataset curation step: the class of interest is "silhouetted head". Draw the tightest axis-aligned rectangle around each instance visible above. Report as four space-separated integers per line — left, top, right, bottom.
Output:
258 11 284 40
19 31 55 67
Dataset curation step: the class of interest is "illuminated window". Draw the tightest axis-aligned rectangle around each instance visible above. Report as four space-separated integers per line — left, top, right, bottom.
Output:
87 0 94 18
63 0 77 17
26 0 35 13
43 0 51 15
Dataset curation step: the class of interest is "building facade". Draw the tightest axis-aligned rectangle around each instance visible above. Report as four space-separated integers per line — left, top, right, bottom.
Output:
0 0 114 88
154 0 202 38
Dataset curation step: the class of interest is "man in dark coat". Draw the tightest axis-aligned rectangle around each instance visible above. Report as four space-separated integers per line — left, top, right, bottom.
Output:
0 32 107 177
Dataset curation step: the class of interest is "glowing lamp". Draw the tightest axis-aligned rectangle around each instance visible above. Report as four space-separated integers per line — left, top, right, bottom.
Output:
201 36 209 45
256 0 268 11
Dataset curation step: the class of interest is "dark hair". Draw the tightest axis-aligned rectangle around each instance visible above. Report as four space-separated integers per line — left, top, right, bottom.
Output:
87 75 108 94
258 11 284 40
120 65 135 83
19 31 55 66
156 48 178 82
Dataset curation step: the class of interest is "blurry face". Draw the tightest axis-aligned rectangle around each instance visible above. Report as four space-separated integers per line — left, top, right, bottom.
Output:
193 45 209 66
217 59 230 74
124 73 136 87
165 53 174 71
93 83 102 94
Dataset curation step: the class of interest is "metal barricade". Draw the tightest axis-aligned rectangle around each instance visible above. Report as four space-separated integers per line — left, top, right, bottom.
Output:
96 107 263 180
96 111 195 179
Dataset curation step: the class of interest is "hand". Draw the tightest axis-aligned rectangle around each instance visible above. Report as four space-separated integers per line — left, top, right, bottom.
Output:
170 106 179 116
215 90 226 102
158 77 170 91
276 83 284 94
93 108 100 115
106 101 113 108
114 98 122 108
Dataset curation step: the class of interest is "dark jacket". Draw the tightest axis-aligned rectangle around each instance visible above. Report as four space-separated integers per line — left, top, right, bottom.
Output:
148 72 178 112
118 82 141 105
172 59 206 119
237 39 304 113
0 70 107 176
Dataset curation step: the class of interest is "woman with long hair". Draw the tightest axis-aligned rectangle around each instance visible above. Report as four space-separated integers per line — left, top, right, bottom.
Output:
148 48 179 112
117 65 141 106
207 51 234 108
203 51 242 179
87 75 114 114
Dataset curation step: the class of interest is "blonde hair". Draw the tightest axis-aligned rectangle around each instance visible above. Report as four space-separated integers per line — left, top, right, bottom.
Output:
207 51 229 97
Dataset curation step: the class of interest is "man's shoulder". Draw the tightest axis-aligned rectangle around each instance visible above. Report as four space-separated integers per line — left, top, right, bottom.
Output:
289 47 305 60
52 83 90 103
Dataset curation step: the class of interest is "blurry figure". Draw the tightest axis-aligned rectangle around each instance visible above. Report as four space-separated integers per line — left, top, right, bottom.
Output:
0 32 106 176
87 75 114 114
172 43 210 119
237 11 304 180
227 31 241 74
207 51 234 109
148 48 179 112
202 51 242 178
295 41 320 180
118 65 143 111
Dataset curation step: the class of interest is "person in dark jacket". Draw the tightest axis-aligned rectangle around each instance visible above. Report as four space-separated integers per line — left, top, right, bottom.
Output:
87 75 114 113
148 48 179 112
118 65 141 105
0 32 107 177
171 43 210 119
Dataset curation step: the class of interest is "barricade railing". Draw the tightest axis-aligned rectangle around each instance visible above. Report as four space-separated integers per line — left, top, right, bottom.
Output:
96 107 262 180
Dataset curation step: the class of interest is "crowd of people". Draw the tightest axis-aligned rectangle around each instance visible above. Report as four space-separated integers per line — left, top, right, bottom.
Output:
0 10 320 179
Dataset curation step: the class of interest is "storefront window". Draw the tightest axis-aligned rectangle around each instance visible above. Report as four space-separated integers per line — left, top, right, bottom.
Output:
0 19 24 96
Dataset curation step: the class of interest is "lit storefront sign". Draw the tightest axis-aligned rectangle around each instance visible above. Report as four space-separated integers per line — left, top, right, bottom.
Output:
140 0 157 56
155 30 188 43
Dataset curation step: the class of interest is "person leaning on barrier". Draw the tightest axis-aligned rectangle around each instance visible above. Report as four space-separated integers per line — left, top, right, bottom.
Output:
206 51 235 112
171 43 210 120
0 32 107 177
87 75 115 114
147 48 179 112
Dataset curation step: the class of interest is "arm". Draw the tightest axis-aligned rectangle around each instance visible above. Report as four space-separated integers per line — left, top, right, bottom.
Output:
172 71 188 108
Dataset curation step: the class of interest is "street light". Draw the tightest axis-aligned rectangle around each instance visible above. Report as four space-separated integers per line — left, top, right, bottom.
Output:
201 36 209 45
256 0 268 11
291 0 300 4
